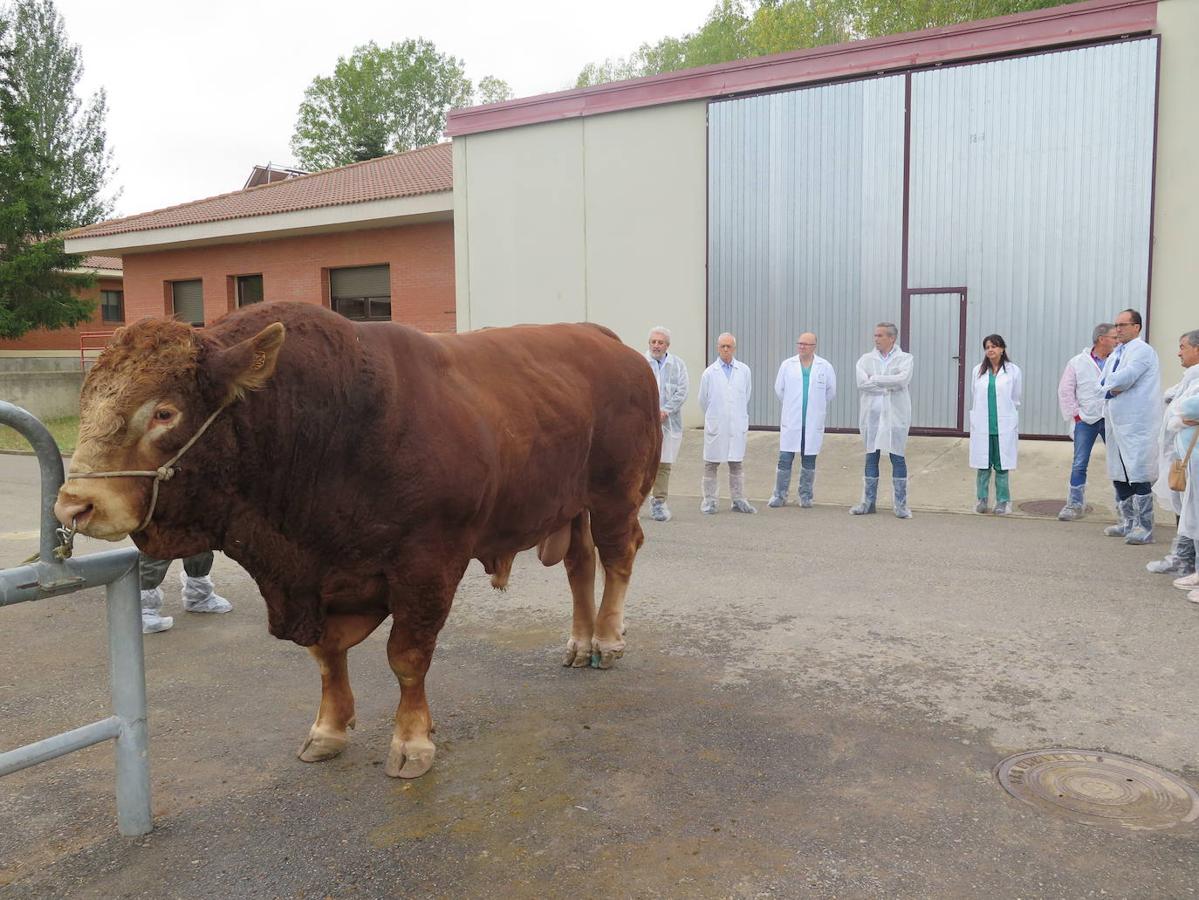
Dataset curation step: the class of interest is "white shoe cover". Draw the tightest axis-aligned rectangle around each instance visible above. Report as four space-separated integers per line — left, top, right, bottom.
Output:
141 611 173 634
180 572 232 614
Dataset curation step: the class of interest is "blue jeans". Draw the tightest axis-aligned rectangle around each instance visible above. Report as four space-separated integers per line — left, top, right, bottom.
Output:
1069 418 1106 487
865 451 907 478
778 451 816 473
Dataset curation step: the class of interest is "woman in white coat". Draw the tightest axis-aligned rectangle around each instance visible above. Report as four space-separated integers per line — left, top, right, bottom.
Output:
969 334 1022 515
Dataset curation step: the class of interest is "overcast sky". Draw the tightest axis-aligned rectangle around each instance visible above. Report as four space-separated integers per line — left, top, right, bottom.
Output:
51 0 718 220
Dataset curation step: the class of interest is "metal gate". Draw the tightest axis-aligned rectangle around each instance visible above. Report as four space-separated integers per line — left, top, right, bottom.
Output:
0 401 152 836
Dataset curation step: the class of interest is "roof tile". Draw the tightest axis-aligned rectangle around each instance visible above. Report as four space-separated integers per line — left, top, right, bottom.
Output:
69 143 452 239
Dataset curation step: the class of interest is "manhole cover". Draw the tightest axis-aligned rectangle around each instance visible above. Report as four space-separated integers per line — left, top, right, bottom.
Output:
996 749 1199 831
1018 499 1094 517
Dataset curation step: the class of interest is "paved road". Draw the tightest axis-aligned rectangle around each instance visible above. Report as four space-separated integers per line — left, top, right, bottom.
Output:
1 455 1195 897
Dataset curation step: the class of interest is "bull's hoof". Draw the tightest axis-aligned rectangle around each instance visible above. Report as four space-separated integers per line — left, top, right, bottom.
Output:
562 637 592 668
297 725 349 762
591 636 626 670
385 737 436 778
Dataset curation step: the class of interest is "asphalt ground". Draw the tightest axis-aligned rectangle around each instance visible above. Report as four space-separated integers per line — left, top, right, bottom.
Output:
1 448 1196 898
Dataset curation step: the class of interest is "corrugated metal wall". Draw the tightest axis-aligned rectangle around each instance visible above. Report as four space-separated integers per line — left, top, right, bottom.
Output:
909 39 1158 434
708 76 905 429
709 38 1158 435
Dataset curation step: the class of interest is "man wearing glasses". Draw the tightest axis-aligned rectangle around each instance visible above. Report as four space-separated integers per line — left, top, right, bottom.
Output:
769 332 837 508
1099 309 1162 544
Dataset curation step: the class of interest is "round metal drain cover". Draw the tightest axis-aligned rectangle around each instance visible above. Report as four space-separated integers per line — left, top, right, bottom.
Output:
1017 499 1094 517
996 749 1199 831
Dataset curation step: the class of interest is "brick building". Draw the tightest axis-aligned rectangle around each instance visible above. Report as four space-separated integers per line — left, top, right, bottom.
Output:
60 142 454 337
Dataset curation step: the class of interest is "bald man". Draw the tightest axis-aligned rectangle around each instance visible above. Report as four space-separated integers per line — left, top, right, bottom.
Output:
698 332 756 514
769 332 837 508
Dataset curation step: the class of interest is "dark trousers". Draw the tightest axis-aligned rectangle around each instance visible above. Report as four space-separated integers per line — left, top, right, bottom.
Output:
139 552 214 591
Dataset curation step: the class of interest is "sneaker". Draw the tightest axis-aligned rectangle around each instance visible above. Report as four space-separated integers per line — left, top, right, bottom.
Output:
767 494 786 509
975 499 989 514
141 611 174 634
700 499 717 515
993 501 1012 516
1188 589 1199 605
731 499 757 514
650 502 672 523
1173 571 1199 591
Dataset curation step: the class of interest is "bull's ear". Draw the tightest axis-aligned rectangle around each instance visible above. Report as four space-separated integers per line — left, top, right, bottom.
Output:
212 322 286 400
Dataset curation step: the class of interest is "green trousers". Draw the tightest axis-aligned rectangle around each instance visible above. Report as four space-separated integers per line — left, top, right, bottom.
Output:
976 433 1010 503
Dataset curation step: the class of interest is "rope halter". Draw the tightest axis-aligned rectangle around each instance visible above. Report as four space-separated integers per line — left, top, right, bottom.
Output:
65 400 234 534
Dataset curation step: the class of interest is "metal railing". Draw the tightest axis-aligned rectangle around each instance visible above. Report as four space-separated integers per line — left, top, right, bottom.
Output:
0 400 151 836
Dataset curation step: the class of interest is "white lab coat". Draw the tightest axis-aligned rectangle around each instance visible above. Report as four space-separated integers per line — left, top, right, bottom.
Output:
1174 394 1199 540
1099 337 1162 484
699 358 752 463
1151 364 1199 513
855 348 914 455
1058 348 1107 433
645 351 689 464
968 363 1023 470
774 355 836 455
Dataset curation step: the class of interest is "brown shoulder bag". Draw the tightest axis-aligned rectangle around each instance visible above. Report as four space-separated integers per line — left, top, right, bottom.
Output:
1169 427 1199 492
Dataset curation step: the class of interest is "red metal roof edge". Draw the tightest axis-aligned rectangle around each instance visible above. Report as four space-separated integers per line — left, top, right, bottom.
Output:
67 143 453 240
446 0 1157 137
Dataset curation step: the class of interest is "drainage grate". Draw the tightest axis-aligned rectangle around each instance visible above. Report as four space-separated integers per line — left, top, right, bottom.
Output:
996 749 1199 831
1017 499 1094 517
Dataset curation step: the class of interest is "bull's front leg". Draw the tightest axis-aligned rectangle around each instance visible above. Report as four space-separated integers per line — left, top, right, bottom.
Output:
561 510 597 668
298 612 387 762
384 566 458 779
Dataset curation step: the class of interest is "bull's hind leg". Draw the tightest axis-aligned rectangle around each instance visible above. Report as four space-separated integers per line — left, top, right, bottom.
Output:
561 511 597 668
590 507 646 669
384 566 459 779
299 612 387 762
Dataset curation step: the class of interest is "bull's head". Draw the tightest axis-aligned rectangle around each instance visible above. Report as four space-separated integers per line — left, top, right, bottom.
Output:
54 319 285 541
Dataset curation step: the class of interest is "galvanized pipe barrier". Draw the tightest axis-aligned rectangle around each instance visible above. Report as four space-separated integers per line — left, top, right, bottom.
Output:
0 400 151 836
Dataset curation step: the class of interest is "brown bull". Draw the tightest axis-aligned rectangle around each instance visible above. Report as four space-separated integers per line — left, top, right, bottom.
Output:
54 302 660 778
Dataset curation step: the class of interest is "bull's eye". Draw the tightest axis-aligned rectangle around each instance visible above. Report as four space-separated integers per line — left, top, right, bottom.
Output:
153 409 175 423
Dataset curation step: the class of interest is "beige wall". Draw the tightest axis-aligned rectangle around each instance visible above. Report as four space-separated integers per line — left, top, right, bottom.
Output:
454 101 709 424
1149 0 1199 379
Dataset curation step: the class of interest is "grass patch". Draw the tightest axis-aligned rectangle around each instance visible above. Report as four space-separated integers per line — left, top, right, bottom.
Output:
0 415 79 454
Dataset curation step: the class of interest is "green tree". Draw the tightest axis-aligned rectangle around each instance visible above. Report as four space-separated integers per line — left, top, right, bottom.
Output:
476 75 513 105
1 0 117 227
291 39 474 170
0 20 92 339
575 0 1064 87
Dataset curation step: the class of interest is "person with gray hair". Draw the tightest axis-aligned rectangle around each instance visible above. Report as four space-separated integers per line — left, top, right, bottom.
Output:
698 332 756 514
1056 322 1118 520
1147 329 1199 576
851 322 914 519
644 325 689 522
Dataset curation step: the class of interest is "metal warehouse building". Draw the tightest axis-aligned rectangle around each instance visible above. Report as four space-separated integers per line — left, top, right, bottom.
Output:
447 0 1197 434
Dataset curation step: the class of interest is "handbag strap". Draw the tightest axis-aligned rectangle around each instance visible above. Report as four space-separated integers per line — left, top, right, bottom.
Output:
1184 426 1199 467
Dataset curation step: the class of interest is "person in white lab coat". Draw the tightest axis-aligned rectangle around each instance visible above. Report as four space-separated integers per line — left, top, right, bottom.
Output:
1170 393 1199 601
969 335 1022 515
1099 309 1162 544
1147 330 1199 576
1056 323 1118 521
850 323 914 519
644 326 689 523
698 332 756 515
769 332 836 508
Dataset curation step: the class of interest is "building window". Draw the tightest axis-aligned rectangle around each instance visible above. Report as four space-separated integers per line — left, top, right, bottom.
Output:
236 274 264 307
330 265 391 322
100 290 124 323
171 279 204 326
